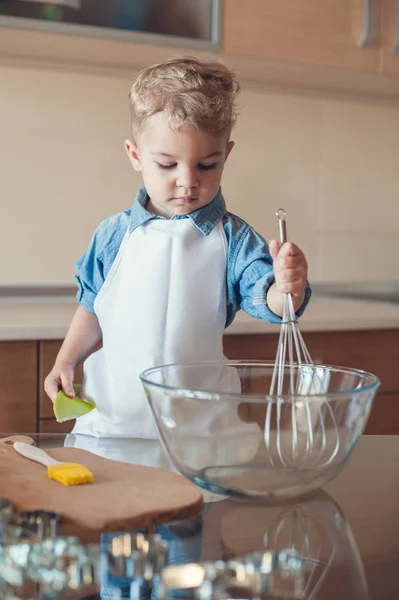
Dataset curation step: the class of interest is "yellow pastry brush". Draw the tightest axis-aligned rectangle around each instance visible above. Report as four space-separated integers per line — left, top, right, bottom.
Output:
14 442 94 486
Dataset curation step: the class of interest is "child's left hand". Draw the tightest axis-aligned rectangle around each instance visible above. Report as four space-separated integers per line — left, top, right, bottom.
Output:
269 240 308 297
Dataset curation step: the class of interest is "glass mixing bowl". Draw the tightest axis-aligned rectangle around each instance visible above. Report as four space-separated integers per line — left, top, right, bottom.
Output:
140 361 380 501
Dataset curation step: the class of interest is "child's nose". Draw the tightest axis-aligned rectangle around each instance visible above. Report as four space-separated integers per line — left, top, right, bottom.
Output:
176 168 198 189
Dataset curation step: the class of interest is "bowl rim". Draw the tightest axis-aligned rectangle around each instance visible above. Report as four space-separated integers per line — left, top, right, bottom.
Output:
139 360 381 403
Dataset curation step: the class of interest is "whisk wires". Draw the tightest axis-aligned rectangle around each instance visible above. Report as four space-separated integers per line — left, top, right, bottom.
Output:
265 209 340 469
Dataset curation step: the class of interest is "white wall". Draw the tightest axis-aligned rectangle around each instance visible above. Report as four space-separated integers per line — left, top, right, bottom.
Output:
1 64 399 285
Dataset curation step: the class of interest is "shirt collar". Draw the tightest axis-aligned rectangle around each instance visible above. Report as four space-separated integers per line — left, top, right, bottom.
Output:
129 187 226 236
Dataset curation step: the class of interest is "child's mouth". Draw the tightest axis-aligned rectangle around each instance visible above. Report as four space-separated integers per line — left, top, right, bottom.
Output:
176 196 197 204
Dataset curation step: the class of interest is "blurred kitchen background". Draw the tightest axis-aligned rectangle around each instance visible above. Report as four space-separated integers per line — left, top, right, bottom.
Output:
1 0 399 438
1 6 399 597
0 0 398 293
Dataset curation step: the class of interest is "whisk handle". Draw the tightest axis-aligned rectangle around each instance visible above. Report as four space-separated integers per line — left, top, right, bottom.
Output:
276 208 287 244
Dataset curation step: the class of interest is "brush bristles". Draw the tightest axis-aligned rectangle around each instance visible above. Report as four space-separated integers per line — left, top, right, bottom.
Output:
47 463 94 486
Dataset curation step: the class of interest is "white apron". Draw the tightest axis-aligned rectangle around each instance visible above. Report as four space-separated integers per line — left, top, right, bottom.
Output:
72 218 231 438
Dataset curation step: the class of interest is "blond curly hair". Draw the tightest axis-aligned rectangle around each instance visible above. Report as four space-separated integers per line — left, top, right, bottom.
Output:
129 56 240 138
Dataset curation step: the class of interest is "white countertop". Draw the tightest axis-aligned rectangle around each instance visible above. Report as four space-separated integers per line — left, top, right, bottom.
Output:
0 294 399 341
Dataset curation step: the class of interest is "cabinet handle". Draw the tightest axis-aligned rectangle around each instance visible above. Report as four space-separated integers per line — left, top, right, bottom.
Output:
359 0 374 48
394 0 399 53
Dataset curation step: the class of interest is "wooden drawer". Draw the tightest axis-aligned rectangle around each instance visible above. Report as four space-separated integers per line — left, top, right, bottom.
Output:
224 329 399 393
0 341 37 433
38 418 74 434
223 329 399 435
365 393 399 435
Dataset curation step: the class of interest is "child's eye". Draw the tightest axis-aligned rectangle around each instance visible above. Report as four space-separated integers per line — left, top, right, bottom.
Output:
157 162 218 171
198 163 218 171
157 163 176 170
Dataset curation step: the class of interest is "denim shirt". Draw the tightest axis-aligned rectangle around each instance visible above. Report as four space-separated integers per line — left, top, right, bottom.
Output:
76 187 311 327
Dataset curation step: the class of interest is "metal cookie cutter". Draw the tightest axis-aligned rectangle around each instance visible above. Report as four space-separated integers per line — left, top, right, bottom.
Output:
105 532 169 581
0 526 37 589
0 499 14 525
1 513 101 598
17 510 60 542
0 505 60 592
226 549 308 598
159 549 309 600
160 560 231 600
24 536 101 592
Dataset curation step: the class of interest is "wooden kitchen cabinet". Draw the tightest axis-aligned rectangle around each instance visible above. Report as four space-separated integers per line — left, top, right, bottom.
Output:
1 0 399 102
223 0 380 71
38 418 75 435
224 329 398 392
0 341 37 433
223 328 399 435
0 329 397 435
221 0 399 101
380 0 399 74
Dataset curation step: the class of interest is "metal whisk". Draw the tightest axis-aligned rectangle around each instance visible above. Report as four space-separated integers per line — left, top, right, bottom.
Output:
269 209 313 398
265 209 340 469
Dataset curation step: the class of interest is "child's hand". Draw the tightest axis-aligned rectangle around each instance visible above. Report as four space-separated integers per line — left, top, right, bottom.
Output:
44 361 76 402
269 239 308 297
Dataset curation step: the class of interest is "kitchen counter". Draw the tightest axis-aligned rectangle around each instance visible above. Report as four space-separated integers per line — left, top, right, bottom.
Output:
0 432 397 599
0 293 399 341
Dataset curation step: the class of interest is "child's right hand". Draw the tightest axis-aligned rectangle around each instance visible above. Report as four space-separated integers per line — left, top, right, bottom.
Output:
44 362 76 402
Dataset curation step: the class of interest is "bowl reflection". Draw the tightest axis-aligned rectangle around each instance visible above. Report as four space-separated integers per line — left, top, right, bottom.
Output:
160 490 369 600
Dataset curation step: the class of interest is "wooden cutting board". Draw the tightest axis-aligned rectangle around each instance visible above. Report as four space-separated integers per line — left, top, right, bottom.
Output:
0 436 203 541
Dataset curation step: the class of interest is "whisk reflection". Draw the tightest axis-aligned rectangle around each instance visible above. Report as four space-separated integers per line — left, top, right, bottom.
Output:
263 505 335 599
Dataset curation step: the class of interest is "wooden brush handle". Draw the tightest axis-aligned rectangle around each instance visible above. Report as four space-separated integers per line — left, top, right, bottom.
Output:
14 442 59 468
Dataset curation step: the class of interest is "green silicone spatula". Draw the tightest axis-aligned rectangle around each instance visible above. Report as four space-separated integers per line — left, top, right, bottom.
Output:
53 384 96 423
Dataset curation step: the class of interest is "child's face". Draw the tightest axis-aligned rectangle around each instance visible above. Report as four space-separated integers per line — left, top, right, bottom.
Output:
125 112 234 217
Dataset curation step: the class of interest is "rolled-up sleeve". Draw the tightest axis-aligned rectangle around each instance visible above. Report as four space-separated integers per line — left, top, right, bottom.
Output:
233 227 311 324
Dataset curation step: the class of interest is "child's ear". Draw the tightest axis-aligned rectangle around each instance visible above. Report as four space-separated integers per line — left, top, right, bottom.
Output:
225 140 235 160
125 140 142 172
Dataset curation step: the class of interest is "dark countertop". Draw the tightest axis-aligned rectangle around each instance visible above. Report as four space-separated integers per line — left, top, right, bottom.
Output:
2 433 397 599
200 435 399 600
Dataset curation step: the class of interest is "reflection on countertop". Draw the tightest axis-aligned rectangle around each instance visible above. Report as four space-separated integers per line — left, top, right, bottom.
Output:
0 283 399 340
1 432 397 599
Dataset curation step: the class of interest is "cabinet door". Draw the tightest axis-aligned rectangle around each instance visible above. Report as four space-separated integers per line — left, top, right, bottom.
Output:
380 0 399 73
224 0 379 71
0 341 37 432
223 329 399 435
365 393 399 434
224 329 399 392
